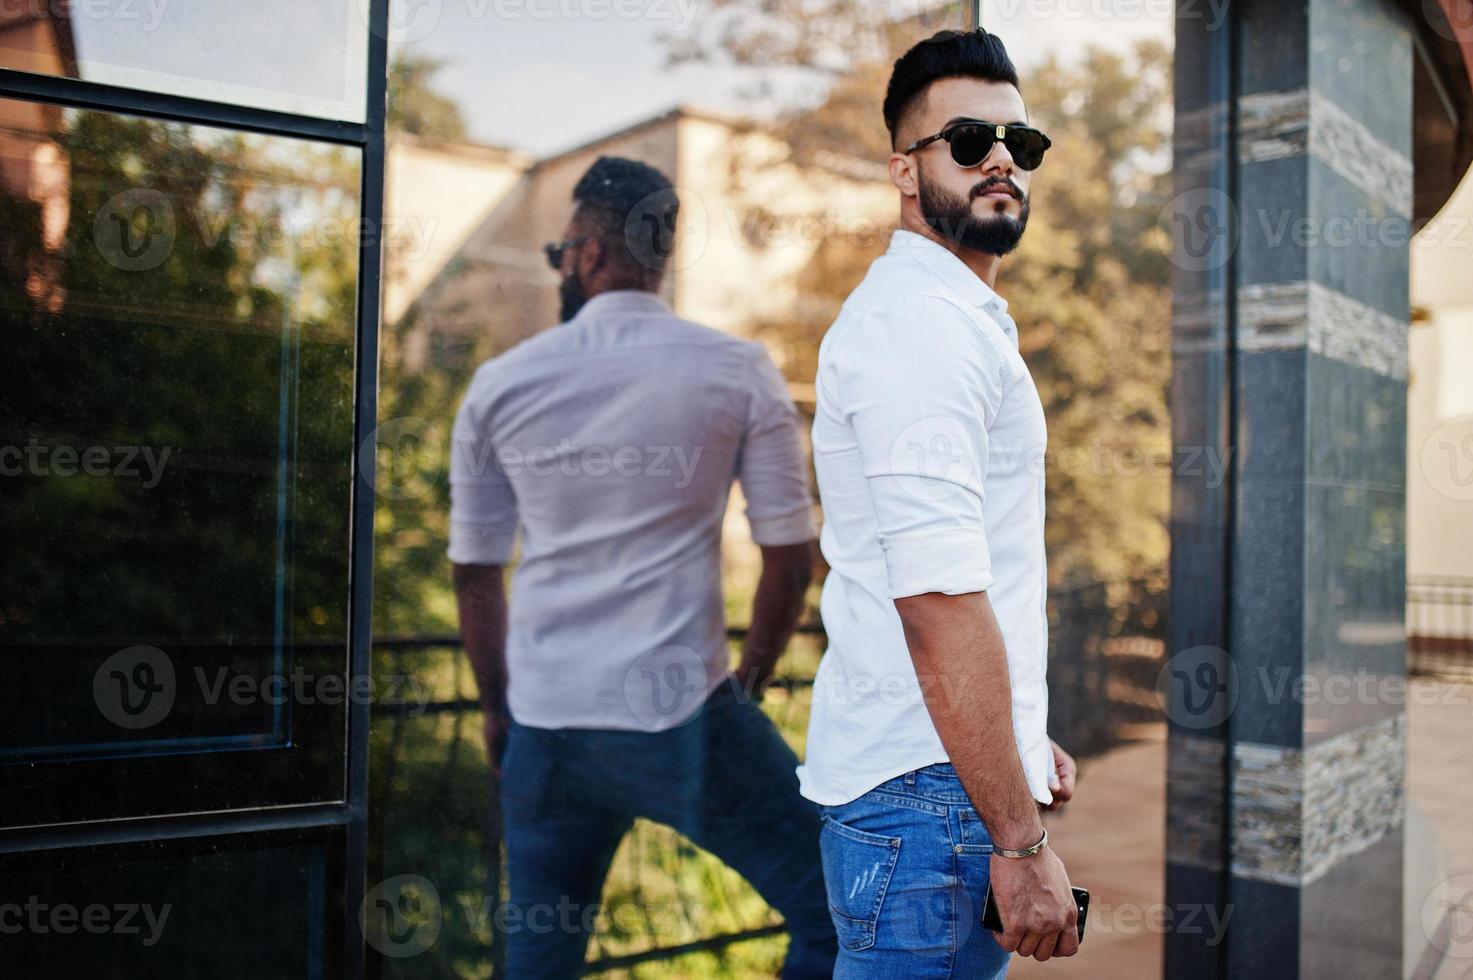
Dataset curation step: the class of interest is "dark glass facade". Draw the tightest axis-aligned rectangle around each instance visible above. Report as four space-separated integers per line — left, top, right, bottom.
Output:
0 2 385 974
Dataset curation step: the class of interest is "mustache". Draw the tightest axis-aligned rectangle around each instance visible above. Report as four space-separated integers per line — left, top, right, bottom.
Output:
971 177 1025 202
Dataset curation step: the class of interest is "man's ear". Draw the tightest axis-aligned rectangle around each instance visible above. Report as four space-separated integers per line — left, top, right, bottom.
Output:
577 235 605 280
889 151 920 198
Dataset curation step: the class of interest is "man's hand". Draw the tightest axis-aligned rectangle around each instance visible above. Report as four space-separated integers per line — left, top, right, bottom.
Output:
735 541 813 701
1044 739 1077 811
894 591 1080 960
453 562 510 774
990 845 1080 961
484 711 510 779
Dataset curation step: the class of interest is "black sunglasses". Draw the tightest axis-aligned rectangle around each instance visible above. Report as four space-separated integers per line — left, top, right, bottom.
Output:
906 120 1052 171
542 236 587 270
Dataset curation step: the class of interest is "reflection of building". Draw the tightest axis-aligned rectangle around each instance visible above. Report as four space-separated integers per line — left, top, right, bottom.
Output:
1410 169 1473 579
383 107 894 576
383 106 893 378
0 4 74 314
0 2 77 79
1167 2 1473 977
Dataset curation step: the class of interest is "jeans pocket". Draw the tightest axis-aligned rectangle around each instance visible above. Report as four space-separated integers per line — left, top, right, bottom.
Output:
818 814 902 951
957 806 995 855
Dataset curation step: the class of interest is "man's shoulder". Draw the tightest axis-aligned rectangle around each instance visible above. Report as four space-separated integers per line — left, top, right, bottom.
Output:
651 312 763 354
456 325 574 413
817 264 1016 405
470 312 763 393
826 281 993 357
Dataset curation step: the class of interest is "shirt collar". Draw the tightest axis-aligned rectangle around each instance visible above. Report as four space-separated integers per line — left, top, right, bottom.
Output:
572 289 671 322
886 228 1012 323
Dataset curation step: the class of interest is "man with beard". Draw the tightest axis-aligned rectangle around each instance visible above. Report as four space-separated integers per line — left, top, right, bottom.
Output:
449 155 836 979
798 29 1081 976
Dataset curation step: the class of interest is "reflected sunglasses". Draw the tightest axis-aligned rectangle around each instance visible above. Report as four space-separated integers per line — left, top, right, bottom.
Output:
542 236 587 269
905 120 1052 171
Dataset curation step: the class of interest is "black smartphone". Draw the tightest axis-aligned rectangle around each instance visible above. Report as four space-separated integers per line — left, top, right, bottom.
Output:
980 884 1089 943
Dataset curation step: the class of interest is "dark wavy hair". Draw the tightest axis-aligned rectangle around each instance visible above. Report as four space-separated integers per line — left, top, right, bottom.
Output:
882 29 1021 149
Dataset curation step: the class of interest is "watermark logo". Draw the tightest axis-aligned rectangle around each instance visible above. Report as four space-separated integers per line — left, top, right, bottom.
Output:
625 186 708 273
357 0 444 43
1421 416 1473 502
1157 645 1237 729
884 0 967 44
1422 873 1473 959
362 874 442 958
891 884 976 951
93 645 176 730
1423 0 1473 43
622 645 706 727
888 416 977 502
93 647 431 730
94 188 176 272
1163 188 1238 273
363 416 443 501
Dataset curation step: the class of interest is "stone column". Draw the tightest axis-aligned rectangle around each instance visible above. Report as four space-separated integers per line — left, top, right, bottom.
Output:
1167 0 1411 976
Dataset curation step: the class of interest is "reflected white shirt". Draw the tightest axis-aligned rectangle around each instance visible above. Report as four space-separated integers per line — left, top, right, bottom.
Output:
448 290 816 732
798 229 1053 806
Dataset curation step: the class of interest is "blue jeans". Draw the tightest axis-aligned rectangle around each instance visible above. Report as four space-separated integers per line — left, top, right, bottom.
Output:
500 680 837 979
818 764 1010 979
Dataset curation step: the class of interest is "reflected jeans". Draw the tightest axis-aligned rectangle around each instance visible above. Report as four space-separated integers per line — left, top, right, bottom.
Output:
818 764 1010 979
500 680 837 979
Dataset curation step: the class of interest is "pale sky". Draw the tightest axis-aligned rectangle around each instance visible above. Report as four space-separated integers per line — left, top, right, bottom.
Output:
50 1 1172 151
393 0 1174 156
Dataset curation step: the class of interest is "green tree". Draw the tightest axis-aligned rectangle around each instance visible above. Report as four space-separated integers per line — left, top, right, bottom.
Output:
388 52 470 144
668 15 1173 587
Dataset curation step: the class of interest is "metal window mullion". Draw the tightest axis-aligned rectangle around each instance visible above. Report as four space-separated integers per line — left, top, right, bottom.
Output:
0 66 368 147
345 1 389 976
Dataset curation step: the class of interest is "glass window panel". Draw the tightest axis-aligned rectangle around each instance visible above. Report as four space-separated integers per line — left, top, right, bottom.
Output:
0 828 342 975
0 95 361 826
0 2 368 121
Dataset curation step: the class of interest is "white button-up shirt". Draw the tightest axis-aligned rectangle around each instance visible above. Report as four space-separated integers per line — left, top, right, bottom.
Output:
798 229 1053 806
448 290 816 732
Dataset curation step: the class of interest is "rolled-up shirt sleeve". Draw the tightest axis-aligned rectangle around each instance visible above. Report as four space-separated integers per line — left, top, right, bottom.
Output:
831 295 1010 599
738 343 818 546
447 364 519 565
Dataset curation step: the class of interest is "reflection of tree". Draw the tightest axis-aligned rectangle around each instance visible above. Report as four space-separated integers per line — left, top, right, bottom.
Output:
389 52 469 145
371 645 811 979
367 29 1174 977
0 108 360 753
669 11 1173 587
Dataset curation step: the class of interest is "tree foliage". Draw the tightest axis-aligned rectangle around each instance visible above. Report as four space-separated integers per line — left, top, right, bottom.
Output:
668 14 1173 587
389 52 470 145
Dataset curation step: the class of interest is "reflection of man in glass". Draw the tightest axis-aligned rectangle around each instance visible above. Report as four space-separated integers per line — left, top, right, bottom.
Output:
799 30 1080 977
449 156 837 979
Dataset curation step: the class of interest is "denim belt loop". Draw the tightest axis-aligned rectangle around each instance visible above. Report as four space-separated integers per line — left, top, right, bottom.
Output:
902 769 917 786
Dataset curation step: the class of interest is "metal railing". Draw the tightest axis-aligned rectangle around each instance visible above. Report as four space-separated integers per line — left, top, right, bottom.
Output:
370 581 1169 977
1409 576 1473 679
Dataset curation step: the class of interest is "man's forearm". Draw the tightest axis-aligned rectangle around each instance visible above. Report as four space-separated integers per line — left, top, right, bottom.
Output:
737 541 814 693
452 563 509 719
896 590 1044 851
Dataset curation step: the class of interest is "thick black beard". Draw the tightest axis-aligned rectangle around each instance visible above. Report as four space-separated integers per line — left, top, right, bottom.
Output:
559 272 588 322
918 174 1030 256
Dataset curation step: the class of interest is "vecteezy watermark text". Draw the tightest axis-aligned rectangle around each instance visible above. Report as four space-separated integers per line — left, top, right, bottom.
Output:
94 645 431 731
0 438 171 488
0 896 171 947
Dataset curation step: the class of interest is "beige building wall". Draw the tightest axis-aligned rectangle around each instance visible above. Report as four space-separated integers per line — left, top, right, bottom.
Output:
1409 168 1473 580
382 107 898 602
385 106 894 372
673 114 893 348
381 135 531 328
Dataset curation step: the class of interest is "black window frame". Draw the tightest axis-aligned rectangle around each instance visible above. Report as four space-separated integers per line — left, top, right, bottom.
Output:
0 0 387 972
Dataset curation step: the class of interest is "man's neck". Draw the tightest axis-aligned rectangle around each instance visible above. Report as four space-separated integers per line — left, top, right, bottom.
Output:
899 212 1002 289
